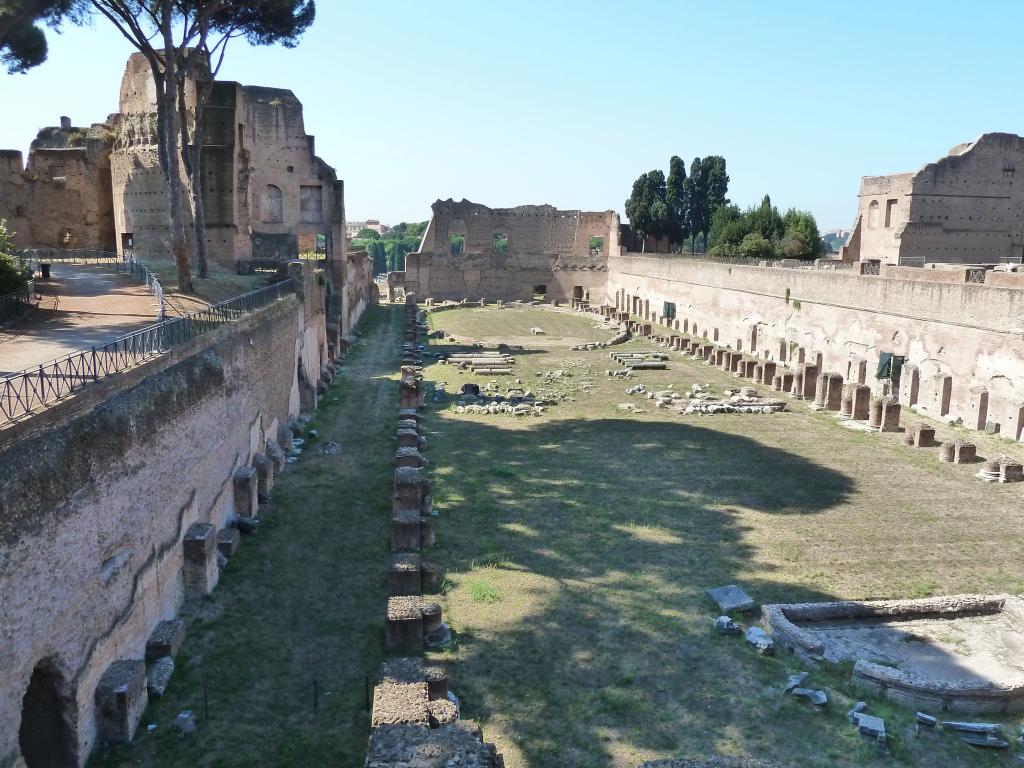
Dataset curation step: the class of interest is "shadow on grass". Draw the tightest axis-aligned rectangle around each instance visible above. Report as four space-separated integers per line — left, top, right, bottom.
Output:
422 415 1012 766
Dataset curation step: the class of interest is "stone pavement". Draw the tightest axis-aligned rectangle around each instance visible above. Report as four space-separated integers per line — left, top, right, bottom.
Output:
0 263 159 376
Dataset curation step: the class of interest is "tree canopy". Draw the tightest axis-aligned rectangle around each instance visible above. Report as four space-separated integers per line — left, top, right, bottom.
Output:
625 155 728 252
707 196 824 260
353 221 427 275
0 0 81 73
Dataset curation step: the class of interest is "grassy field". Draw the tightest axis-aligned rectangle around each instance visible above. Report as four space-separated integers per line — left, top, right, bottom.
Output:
422 305 1024 768
94 307 399 768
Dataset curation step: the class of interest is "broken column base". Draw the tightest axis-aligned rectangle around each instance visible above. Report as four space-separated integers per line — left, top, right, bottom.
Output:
95 660 148 745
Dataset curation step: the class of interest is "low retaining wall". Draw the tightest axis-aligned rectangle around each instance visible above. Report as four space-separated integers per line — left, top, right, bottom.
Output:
763 595 1024 714
0 262 361 767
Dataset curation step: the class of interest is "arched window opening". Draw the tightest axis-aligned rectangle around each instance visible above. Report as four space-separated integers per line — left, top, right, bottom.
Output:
19 659 77 768
262 184 283 223
867 200 880 229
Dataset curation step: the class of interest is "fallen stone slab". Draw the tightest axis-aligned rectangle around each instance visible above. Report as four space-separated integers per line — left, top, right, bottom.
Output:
790 687 828 708
940 721 1004 735
783 672 808 693
707 584 756 613
853 713 886 739
958 734 1009 749
745 627 774 655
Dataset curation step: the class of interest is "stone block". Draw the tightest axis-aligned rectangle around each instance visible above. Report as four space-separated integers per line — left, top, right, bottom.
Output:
232 466 257 518
903 423 935 447
706 584 756 613
851 384 872 420
880 398 901 432
420 515 437 548
216 527 240 559
397 428 420 450
389 553 422 596
265 439 287 473
421 561 440 593
146 619 185 661
391 509 421 551
182 522 218 598
385 596 425 652
95 659 148 745
395 447 426 469
799 364 818 399
252 453 273 498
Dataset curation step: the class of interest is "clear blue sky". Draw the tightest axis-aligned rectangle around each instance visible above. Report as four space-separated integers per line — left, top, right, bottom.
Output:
1 1 1020 229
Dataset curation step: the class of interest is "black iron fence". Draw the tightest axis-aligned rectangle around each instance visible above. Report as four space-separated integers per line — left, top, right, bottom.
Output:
0 278 296 425
22 248 172 318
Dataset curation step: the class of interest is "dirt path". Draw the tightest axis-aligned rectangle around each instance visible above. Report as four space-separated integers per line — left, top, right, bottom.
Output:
0 263 159 376
95 305 400 768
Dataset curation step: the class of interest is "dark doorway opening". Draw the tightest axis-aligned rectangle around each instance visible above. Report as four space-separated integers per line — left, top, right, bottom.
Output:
532 284 547 300
19 659 77 768
572 285 584 300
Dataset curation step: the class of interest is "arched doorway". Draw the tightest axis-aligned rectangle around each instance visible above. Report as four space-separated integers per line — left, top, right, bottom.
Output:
19 659 77 767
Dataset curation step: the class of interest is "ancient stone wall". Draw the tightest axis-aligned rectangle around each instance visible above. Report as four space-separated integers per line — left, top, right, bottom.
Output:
0 263 354 767
842 133 1024 266
395 199 618 302
110 53 348 273
0 123 116 250
605 254 1024 440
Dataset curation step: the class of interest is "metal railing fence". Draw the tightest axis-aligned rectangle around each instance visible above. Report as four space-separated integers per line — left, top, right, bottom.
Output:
0 278 296 425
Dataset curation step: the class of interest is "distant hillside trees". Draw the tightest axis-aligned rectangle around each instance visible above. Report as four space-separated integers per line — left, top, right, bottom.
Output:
354 221 428 275
707 195 824 260
625 155 729 252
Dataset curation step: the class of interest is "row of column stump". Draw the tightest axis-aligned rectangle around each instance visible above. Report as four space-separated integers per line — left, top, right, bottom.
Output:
583 302 1016 475
367 295 503 767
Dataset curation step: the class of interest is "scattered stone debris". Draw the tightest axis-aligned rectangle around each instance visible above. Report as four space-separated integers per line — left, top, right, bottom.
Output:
626 384 647 395
706 584 756 613
146 657 174 698
783 672 808 693
172 710 196 735
530 327 545 335
848 701 868 723
605 368 636 378
318 441 342 455
681 384 786 415
916 712 938 728
713 616 742 635
789 687 828 708
745 626 774 655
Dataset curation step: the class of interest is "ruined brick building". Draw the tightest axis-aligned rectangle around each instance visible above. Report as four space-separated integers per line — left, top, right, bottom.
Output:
0 118 116 251
392 198 619 303
841 133 1024 266
388 138 1024 443
1 51 348 270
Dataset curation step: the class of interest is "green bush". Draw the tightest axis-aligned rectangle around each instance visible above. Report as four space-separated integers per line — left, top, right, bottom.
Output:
0 219 27 295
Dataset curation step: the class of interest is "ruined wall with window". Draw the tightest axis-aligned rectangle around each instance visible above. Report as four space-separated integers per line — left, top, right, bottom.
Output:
392 199 618 301
608 253 1024 441
0 122 116 251
110 53 348 273
842 133 1024 265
